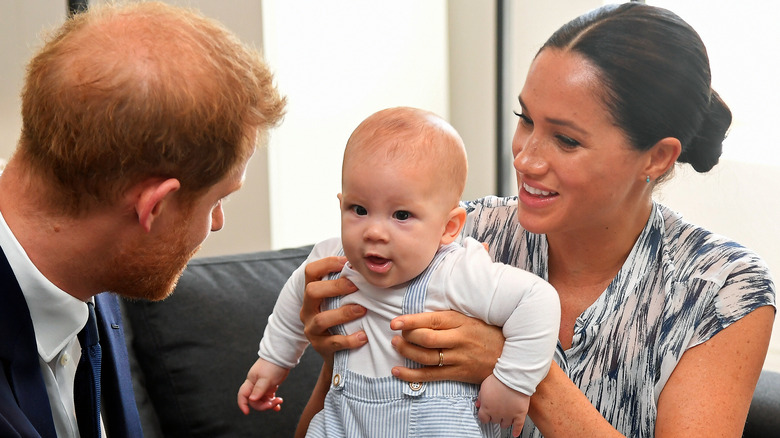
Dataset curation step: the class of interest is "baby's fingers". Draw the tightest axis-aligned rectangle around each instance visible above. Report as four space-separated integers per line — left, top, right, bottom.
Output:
248 395 284 412
250 384 279 401
236 380 255 415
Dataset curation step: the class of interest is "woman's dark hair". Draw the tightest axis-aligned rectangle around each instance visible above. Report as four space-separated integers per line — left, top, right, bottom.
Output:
541 3 731 173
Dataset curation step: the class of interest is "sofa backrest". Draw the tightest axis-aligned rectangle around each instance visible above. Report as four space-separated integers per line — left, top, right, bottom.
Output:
122 245 320 437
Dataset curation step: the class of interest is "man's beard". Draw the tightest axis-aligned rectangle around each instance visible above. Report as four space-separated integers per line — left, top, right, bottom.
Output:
106 218 201 301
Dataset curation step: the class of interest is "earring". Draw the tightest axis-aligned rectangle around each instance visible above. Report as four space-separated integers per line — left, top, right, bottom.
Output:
646 175 651 183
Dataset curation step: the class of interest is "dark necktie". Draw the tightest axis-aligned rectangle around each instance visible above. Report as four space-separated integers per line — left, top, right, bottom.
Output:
74 301 102 438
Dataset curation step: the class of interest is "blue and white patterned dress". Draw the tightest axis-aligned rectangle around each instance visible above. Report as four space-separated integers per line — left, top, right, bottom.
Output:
461 196 776 438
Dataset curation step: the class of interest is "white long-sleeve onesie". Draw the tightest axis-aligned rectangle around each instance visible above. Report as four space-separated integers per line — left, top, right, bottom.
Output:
259 237 560 395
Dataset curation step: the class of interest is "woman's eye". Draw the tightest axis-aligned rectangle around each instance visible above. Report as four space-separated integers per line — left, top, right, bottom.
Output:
351 205 367 216
513 110 533 126
393 211 411 221
556 135 581 148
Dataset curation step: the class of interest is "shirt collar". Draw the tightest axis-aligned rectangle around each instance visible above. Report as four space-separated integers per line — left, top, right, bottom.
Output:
0 210 88 362
611 202 664 292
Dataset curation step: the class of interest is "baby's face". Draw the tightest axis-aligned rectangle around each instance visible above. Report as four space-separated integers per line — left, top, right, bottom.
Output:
339 158 452 288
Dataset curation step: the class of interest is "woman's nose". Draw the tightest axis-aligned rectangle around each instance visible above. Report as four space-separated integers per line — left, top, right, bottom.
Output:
513 135 548 175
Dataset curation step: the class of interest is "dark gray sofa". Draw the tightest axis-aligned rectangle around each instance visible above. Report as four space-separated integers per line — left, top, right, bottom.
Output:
122 245 320 437
121 245 779 437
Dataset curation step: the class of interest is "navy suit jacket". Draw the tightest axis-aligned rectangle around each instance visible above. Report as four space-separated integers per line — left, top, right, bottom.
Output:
0 247 143 437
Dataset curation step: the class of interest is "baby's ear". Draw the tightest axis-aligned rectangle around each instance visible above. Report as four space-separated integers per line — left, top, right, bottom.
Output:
441 207 467 245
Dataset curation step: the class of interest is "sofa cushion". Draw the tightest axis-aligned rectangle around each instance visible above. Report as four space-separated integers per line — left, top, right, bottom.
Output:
743 369 780 437
122 245 321 438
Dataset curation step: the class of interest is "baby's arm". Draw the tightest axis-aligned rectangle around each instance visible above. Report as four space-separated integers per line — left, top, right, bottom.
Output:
477 374 530 437
237 239 344 415
442 239 560 432
237 357 290 414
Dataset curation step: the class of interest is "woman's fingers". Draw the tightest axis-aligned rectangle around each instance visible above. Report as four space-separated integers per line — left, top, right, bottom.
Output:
304 256 348 287
391 309 468 332
390 310 505 384
305 304 366 336
304 305 367 357
300 255 365 359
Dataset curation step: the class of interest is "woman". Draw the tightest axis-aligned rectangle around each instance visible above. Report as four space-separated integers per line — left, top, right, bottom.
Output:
296 4 776 437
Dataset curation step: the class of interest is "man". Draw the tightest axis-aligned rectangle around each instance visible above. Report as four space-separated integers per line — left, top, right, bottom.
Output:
0 2 285 437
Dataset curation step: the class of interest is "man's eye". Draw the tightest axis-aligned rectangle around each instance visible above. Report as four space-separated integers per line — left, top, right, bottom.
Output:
351 205 367 216
393 211 411 221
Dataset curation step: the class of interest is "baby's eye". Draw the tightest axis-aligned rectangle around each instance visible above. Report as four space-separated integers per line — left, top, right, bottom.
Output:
393 211 411 221
351 205 368 216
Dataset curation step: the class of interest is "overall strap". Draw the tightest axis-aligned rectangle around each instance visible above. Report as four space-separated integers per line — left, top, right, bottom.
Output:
403 243 458 368
399 243 459 397
401 243 458 370
322 248 350 383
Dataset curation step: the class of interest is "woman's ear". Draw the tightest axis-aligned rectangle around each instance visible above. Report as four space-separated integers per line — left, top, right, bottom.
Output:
134 178 181 232
440 206 467 245
645 137 682 180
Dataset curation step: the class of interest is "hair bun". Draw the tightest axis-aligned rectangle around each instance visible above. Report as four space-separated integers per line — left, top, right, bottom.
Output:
678 90 732 173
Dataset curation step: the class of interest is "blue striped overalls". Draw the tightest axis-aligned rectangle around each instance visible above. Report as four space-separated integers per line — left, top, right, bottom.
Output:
305 245 503 438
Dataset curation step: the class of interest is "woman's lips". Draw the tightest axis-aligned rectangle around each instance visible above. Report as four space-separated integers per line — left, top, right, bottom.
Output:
519 182 559 207
523 182 557 197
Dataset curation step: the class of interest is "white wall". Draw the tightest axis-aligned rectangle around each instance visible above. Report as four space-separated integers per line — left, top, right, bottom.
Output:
0 1 65 160
261 0 450 250
163 0 272 257
448 0 498 201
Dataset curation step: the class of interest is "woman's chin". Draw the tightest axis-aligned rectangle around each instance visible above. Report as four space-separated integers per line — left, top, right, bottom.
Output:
516 209 552 235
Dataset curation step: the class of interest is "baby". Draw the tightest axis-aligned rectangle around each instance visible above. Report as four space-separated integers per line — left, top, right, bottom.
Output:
238 107 560 437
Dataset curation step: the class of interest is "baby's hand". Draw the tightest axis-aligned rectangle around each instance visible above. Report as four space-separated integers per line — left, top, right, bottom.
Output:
476 374 530 437
237 358 290 415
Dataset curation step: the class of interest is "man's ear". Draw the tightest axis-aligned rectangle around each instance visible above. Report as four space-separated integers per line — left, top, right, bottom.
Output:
440 206 467 245
135 178 181 233
645 137 682 181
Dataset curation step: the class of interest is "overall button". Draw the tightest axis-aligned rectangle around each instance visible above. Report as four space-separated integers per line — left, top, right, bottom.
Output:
408 382 423 391
333 373 341 386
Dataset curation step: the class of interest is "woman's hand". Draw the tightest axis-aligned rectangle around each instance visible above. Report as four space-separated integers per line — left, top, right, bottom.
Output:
300 256 367 361
389 310 504 384
295 256 367 438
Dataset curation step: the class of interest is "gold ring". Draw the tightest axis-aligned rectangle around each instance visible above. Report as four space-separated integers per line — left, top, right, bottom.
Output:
438 349 444 367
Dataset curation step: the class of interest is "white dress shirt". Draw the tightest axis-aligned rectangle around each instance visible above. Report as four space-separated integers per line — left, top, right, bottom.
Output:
0 210 104 437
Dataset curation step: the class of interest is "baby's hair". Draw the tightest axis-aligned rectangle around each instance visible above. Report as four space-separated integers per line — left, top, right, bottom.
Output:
343 107 467 206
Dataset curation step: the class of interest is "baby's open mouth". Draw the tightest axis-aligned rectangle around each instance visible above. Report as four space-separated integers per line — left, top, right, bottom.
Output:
365 255 392 273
